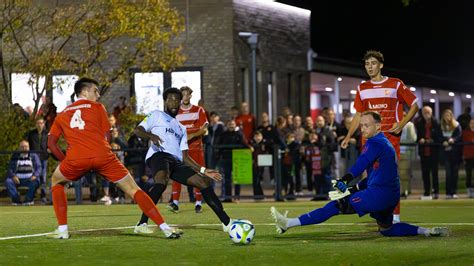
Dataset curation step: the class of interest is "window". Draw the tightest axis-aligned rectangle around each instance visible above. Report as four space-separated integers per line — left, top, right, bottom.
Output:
171 70 202 106
133 72 164 114
11 73 45 114
52 75 79 112
133 68 202 114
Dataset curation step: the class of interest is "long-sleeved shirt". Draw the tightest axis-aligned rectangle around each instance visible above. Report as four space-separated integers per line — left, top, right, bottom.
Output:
349 132 399 191
7 152 41 180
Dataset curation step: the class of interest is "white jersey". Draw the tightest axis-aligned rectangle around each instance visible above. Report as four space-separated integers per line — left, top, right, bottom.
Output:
139 110 188 161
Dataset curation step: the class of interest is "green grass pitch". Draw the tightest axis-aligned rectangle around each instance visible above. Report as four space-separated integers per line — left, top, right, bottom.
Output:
1 200 473 265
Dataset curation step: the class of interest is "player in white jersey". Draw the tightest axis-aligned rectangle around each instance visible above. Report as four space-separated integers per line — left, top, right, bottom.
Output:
133 87 235 234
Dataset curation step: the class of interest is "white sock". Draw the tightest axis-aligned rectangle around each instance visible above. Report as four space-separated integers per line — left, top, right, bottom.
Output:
58 225 68 232
393 214 400 223
417 227 430 236
195 201 202 206
287 218 301 228
159 223 171 231
173 200 179 206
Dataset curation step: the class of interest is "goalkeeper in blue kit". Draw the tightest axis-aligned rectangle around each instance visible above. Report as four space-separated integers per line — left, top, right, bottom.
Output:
271 111 448 237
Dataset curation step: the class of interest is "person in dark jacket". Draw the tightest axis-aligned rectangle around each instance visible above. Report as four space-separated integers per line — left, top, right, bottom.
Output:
205 111 225 169
215 120 250 202
441 109 463 199
415 106 443 198
5 140 41 205
249 131 267 199
26 117 49 203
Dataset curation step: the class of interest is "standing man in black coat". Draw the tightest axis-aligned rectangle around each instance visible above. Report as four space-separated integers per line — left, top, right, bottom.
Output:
415 106 443 199
26 117 49 204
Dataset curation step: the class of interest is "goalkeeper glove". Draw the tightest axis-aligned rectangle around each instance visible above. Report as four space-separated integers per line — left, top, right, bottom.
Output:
331 178 360 194
340 173 355 184
328 190 351 201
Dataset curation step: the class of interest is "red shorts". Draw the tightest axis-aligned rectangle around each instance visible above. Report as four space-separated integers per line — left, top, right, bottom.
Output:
60 152 129 183
188 150 205 166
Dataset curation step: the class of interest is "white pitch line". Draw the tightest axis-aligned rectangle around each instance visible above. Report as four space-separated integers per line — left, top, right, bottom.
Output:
1 222 474 241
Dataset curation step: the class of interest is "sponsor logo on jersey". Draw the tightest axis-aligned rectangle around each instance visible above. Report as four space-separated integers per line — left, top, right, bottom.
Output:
368 101 388 109
165 128 181 139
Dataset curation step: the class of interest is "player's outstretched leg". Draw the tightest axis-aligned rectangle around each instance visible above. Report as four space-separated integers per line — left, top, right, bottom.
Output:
393 201 401 223
135 182 167 234
187 175 232 232
270 200 340 234
168 181 181 213
48 167 70 239
117 175 181 239
194 188 203 213
379 223 449 237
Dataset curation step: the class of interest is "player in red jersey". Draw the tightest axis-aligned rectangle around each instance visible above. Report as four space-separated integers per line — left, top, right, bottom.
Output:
341 51 419 223
168 86 209 213
47 77 181 239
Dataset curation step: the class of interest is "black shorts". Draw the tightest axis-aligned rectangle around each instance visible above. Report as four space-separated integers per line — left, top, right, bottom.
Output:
146 152 196 184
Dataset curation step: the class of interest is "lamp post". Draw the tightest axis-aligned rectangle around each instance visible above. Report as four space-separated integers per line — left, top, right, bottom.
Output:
239 32 259 115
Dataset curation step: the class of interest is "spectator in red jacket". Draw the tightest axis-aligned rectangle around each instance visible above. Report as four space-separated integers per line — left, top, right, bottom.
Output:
462 118 474 194
235 102 256 141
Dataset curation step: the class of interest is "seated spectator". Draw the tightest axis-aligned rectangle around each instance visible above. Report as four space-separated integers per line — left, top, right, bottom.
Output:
5 140 41 205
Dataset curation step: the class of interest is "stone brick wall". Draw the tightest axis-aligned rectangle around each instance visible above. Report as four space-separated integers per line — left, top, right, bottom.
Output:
169 0 236 118
233 0 310 120
1 0 310 121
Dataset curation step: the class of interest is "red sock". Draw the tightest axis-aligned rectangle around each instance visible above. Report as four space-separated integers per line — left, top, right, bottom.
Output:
393 200 401 215
134 190 165 226
194 188 202 201
172 181 181 201
52 184 68 225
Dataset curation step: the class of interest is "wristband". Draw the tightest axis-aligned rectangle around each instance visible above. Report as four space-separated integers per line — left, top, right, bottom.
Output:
200 167 206 174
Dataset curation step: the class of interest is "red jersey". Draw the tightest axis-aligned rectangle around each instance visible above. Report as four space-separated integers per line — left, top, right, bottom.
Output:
463 129 474 159
354 77 417 156
176 104 208 151
235 114 256 141
49 99 111 159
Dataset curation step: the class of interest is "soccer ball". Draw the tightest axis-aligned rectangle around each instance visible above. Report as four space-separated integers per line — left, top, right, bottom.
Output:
228 219 255 245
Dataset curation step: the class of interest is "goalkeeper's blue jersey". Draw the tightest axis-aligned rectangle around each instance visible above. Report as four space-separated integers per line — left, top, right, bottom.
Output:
349 132 399 191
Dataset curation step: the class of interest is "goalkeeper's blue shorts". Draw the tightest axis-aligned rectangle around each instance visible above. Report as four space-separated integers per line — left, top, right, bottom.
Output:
349 187 399 225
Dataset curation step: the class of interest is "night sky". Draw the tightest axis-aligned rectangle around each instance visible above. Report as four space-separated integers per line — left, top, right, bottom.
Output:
279 0 474 91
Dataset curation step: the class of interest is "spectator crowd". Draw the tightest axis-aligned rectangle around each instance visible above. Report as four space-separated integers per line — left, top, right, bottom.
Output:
3 95 474 205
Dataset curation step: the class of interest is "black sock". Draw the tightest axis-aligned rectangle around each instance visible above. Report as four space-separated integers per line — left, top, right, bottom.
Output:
138 183 167 225
201 186 230 225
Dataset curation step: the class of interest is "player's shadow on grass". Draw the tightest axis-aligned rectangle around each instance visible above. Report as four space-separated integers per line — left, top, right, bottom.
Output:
68 214 137 218
75 230 163 238
266 231 381 242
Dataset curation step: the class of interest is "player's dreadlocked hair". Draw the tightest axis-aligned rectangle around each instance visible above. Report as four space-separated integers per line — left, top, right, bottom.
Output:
163 87 182 101
363 50 384 64
362 111 382 123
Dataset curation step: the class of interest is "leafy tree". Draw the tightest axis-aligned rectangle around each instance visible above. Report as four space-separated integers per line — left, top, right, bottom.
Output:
0 0 185 115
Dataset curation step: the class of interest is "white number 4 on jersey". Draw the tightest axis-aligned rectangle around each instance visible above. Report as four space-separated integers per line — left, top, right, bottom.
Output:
70 110 85 130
